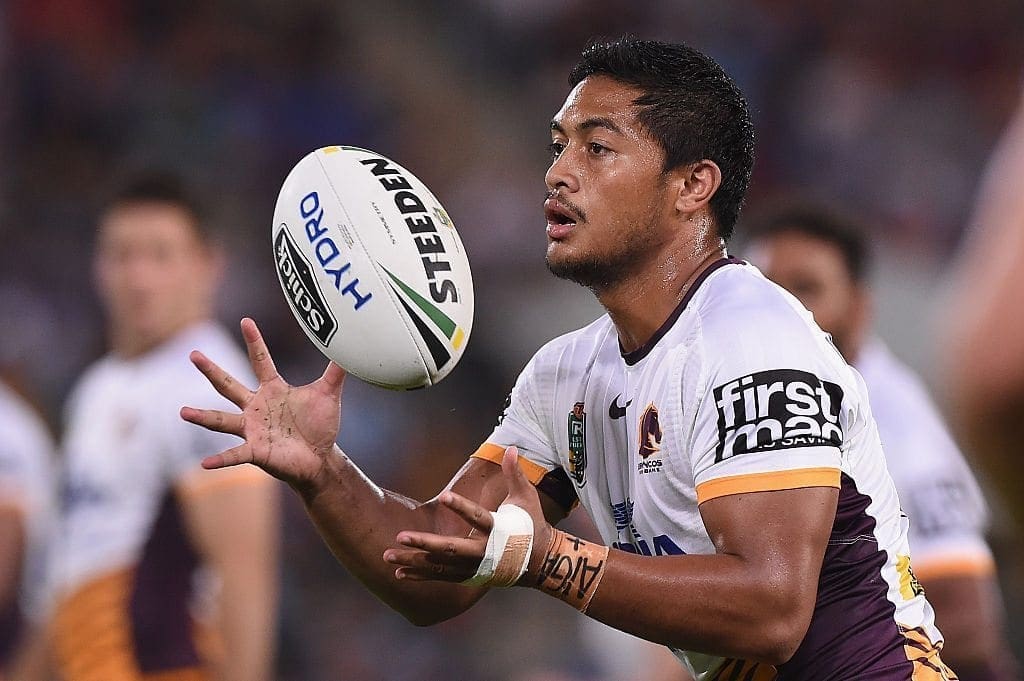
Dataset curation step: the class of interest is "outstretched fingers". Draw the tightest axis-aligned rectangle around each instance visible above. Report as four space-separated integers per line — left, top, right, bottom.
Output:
200 443 255 470
438 491 494 533
240 318 280 384
394 532 483 556
180 406 244 436
189 350 253 408
384 532 485 582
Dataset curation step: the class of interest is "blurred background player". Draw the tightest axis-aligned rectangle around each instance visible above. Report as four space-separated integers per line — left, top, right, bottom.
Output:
0 379 55 681
49 173 280 681
943 90 1024 530
746 205 1018 680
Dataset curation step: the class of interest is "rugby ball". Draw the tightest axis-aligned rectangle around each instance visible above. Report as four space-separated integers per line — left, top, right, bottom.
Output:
272 146 473 390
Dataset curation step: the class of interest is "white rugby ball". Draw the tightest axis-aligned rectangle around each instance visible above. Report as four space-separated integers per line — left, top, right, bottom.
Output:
272 146 473 390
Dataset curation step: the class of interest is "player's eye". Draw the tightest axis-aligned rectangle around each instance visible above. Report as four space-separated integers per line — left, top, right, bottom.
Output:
547 141 565 160
588 142 608 155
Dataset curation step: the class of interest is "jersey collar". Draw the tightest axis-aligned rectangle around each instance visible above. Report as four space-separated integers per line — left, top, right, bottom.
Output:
620 257 744 366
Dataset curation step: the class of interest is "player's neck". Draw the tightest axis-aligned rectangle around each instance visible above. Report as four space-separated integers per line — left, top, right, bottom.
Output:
598 242 727 354
840 335 864 366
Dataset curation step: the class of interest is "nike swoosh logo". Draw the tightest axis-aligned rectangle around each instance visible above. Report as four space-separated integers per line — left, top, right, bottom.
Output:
609 393 632 419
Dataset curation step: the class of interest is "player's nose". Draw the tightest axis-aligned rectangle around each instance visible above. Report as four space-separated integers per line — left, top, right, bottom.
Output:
544 149 580 194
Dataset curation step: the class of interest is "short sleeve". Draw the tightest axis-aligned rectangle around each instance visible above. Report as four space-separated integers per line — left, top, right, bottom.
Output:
900 472 993 579
162 342 257 484
685 311 844 505
0 399 53 512
864 351 995 579
471 353 576 512
0 390 56 623
161 399 247 486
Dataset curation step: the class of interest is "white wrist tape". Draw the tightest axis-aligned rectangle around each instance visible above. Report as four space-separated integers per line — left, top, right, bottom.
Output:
461 503 534 587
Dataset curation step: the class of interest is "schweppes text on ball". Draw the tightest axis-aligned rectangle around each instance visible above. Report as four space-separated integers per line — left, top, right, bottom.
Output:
274 228 338 345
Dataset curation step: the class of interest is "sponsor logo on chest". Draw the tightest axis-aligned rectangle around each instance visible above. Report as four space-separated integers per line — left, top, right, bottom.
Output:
609 498 685 555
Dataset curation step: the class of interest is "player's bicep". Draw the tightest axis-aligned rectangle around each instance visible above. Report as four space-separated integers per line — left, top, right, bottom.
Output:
699 486 838 594
177 470 279 569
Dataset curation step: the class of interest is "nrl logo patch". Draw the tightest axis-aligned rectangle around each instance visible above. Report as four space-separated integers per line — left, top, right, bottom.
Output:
567 401 587 486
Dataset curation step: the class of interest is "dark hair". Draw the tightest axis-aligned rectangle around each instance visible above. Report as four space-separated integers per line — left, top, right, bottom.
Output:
104 171 211 241
751 204 870 283
568 37 755 241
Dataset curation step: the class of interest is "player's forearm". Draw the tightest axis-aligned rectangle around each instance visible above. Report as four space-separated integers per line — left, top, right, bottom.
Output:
192 482 280 681
923 573 1020 681
217 574 277 681
299 446 484 624
540 544 813 665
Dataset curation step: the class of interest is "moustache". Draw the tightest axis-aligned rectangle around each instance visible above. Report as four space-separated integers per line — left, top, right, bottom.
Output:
544 191 587 223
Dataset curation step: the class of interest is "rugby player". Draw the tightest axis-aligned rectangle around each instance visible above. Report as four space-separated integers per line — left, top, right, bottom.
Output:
0 380 54 681
184 39 957 679
51 175 279 681
748 206 1019 680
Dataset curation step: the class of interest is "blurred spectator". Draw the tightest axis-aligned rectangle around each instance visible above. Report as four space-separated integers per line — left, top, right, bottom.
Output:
49 173 279 681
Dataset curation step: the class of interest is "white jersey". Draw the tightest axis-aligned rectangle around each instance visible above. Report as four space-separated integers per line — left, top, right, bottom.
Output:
474 260 950 680
0 381 55 627
856 339 992 580
52 321 261 680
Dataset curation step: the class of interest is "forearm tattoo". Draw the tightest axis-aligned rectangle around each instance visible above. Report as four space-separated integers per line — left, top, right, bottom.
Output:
533 528 609 612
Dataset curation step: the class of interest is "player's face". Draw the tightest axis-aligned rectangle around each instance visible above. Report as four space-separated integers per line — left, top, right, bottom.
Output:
94 202 218 354
751 231 862 359
544 76 675 288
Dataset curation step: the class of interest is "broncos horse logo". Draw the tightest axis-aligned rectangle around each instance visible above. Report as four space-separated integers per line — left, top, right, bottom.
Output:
638 403 663 459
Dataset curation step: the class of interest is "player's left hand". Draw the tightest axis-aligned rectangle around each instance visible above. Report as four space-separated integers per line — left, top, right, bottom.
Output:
383 446 553 585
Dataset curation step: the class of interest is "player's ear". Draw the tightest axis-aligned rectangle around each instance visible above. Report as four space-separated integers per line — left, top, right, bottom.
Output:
671 160 722 216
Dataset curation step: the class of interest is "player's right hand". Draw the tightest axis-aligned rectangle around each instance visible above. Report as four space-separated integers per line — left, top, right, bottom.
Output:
384 447 555 586
181 317 346 493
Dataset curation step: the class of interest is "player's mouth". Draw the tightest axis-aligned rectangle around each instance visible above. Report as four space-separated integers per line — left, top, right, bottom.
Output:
544 199 580 240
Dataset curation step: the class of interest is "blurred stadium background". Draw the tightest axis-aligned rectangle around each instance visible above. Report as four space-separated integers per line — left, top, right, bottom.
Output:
1 1 1021 679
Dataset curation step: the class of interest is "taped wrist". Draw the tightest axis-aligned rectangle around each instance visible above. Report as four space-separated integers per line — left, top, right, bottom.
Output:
532 528 609 612
461 504 534 587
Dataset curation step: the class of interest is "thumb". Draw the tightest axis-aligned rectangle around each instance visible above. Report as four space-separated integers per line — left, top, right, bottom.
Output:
501 446 532 497
320 361 347 398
